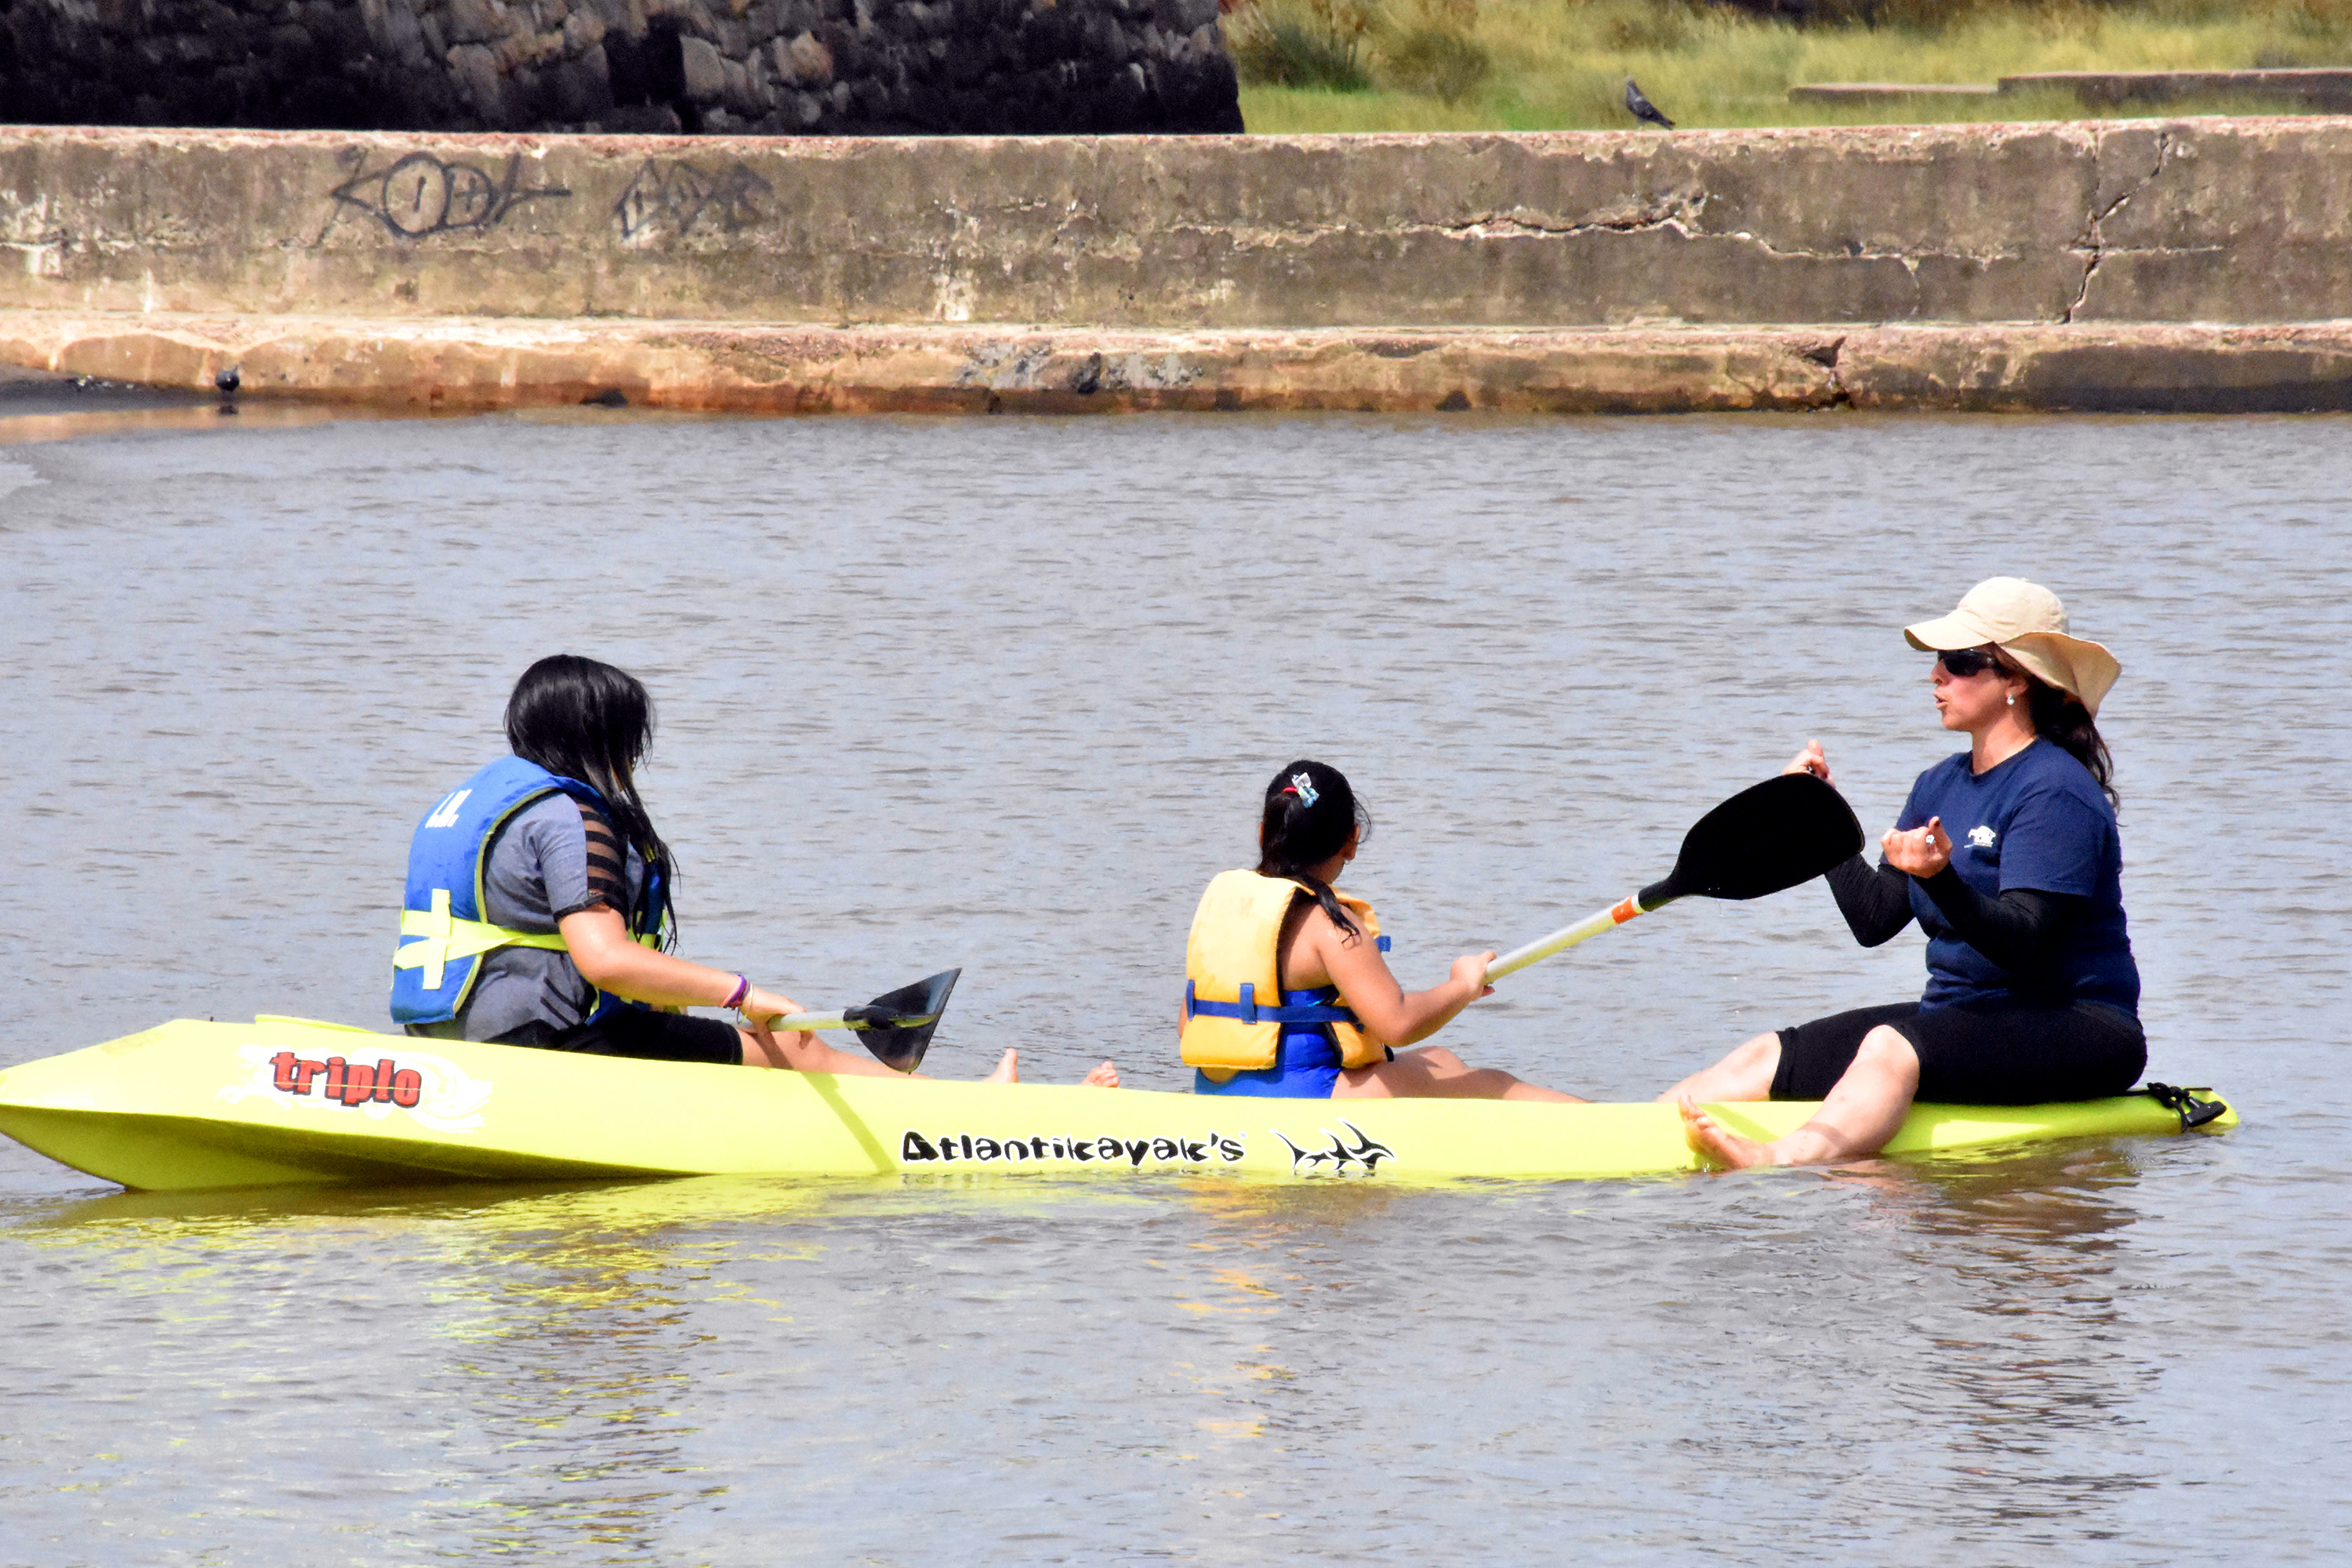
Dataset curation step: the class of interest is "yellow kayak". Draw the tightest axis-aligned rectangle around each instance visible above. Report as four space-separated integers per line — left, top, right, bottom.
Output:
0 1017 2236 1192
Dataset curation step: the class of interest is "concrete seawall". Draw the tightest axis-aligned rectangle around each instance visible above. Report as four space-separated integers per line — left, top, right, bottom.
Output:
7 120 2352 412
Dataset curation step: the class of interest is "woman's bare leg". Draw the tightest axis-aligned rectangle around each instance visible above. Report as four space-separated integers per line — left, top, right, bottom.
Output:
1333 1046 1585 1102
1681 1025 1920 1169
1655 1031 1782 1105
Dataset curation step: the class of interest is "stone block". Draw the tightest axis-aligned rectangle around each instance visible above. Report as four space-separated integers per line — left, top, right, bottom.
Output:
445 0 502 43
383 0 431 65
448 41 505 116
776 30 831 84
1152 0 1213 32
677 32 726 100
551 44 615 115
722 55 770 114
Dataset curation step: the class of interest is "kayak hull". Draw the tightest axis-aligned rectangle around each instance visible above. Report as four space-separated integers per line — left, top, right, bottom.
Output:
0 1018 2237 1192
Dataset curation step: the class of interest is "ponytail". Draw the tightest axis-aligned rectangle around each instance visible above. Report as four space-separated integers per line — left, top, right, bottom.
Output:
1255 759 1373 943
2024 677 2117 808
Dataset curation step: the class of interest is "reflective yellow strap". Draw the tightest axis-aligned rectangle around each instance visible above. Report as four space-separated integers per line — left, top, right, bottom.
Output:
393 887 568 990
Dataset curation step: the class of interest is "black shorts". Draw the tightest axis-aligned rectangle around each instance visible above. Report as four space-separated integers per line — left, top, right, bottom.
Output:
1769 997 2147 1105
485 1009 745 1066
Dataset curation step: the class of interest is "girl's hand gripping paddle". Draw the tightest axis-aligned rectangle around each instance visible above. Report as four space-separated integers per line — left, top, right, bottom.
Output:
754 969 960 1073
1486 774 1864 982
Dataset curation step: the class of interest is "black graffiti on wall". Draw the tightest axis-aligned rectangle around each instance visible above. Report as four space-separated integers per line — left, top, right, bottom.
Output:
614 159 774 241
327 148 572 238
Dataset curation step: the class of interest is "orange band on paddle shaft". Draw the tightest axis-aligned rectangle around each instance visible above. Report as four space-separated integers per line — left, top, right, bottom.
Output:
1610 895 1642 924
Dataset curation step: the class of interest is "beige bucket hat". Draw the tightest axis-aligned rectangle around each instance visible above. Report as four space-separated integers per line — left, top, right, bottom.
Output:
1903 577 2122 717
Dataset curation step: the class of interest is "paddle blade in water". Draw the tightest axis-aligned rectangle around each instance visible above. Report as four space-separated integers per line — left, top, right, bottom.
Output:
1642 773 1863 906
842 968 960 1073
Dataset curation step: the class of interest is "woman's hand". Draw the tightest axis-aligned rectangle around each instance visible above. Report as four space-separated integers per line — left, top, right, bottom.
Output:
1450 951 1496 1001
1882 816 1951 878
1784 739 1834 786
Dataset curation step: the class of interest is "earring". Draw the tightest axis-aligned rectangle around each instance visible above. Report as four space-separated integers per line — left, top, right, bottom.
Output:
2006 693 2016 706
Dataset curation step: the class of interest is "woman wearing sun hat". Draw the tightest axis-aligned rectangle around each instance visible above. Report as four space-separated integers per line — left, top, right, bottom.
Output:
1667 578 2143 1169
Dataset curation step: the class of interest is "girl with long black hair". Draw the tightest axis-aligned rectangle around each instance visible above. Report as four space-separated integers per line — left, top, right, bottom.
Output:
393 655 1112 1083
1179 760 1582 1102
1672 579 2142 1167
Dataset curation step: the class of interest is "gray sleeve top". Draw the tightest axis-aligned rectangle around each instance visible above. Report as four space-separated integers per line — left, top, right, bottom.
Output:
443 793 645 1045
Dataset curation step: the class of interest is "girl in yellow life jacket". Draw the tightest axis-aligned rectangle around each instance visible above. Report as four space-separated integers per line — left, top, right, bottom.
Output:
1182 760 1583 1102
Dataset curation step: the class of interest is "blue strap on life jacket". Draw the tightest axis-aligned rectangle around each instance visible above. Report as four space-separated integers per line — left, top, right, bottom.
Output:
1181 935 1390 1024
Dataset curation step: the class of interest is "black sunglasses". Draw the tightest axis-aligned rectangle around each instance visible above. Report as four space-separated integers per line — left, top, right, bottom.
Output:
1934 647 2003 678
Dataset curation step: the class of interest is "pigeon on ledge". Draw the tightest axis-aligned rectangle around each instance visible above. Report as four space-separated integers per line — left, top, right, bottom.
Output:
1624 78 1675 129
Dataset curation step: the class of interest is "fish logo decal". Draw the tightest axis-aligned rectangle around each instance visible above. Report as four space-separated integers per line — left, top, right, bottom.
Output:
1273 1120 1396 1177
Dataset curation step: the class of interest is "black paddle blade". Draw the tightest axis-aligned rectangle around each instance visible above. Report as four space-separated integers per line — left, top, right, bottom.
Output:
840 968 960 1074
1642 773 1864 906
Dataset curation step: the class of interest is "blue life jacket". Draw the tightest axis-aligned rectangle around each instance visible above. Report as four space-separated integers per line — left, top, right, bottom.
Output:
389 756 670 1027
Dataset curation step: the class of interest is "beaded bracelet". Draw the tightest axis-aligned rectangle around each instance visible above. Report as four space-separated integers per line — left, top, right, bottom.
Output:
723 973 750 1011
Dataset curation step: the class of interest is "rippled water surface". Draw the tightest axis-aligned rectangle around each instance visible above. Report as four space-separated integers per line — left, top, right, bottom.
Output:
2 408 2347 1564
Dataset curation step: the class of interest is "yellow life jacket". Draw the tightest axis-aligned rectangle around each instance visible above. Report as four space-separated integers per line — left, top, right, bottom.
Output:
1180 869 1388 1076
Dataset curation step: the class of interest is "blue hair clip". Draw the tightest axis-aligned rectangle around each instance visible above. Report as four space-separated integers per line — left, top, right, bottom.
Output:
1287 772 1319 808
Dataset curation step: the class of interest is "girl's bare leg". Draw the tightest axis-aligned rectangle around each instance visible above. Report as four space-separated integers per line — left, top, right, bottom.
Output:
1334 1045 1584 1102
739 1026 1011 1080
1680 1025 1919 1169
1656 1031 1782 1105
741 1029 1115 1087
740 1027 901 1075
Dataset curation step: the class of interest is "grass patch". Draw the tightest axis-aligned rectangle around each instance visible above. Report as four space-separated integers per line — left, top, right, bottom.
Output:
1229 0 2352 132
1227 2 1377 90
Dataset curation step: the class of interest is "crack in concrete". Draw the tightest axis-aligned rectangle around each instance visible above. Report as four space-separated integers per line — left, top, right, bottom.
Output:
1185 205 1957 270
2063 130 2172 324
1429 195 1705 238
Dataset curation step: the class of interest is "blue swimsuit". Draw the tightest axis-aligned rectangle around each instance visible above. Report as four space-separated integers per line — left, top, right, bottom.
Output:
1193 984 1392 1099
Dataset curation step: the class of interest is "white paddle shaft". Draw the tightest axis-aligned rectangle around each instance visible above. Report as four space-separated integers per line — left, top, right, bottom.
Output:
1486 891 1650 982
764 1011 847 1032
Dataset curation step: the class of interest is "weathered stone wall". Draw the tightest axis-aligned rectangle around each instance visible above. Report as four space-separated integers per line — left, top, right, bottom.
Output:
7 120 2352 326
0 0 1240 136
5 119 2352 412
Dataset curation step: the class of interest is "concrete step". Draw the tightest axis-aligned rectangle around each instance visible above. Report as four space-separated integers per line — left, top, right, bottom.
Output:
2000 70 2352 109
1793 69 2352 111
1788 83 1997 103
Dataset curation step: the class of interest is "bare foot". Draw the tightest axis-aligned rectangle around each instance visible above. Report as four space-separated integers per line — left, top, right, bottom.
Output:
984 1049 1018 1084
1680 1095 1774 1171
1083 1060 1120 1088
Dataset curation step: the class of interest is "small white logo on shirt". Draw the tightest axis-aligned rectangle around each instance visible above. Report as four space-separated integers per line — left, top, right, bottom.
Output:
424 789 472 829
1967 825 1998 850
